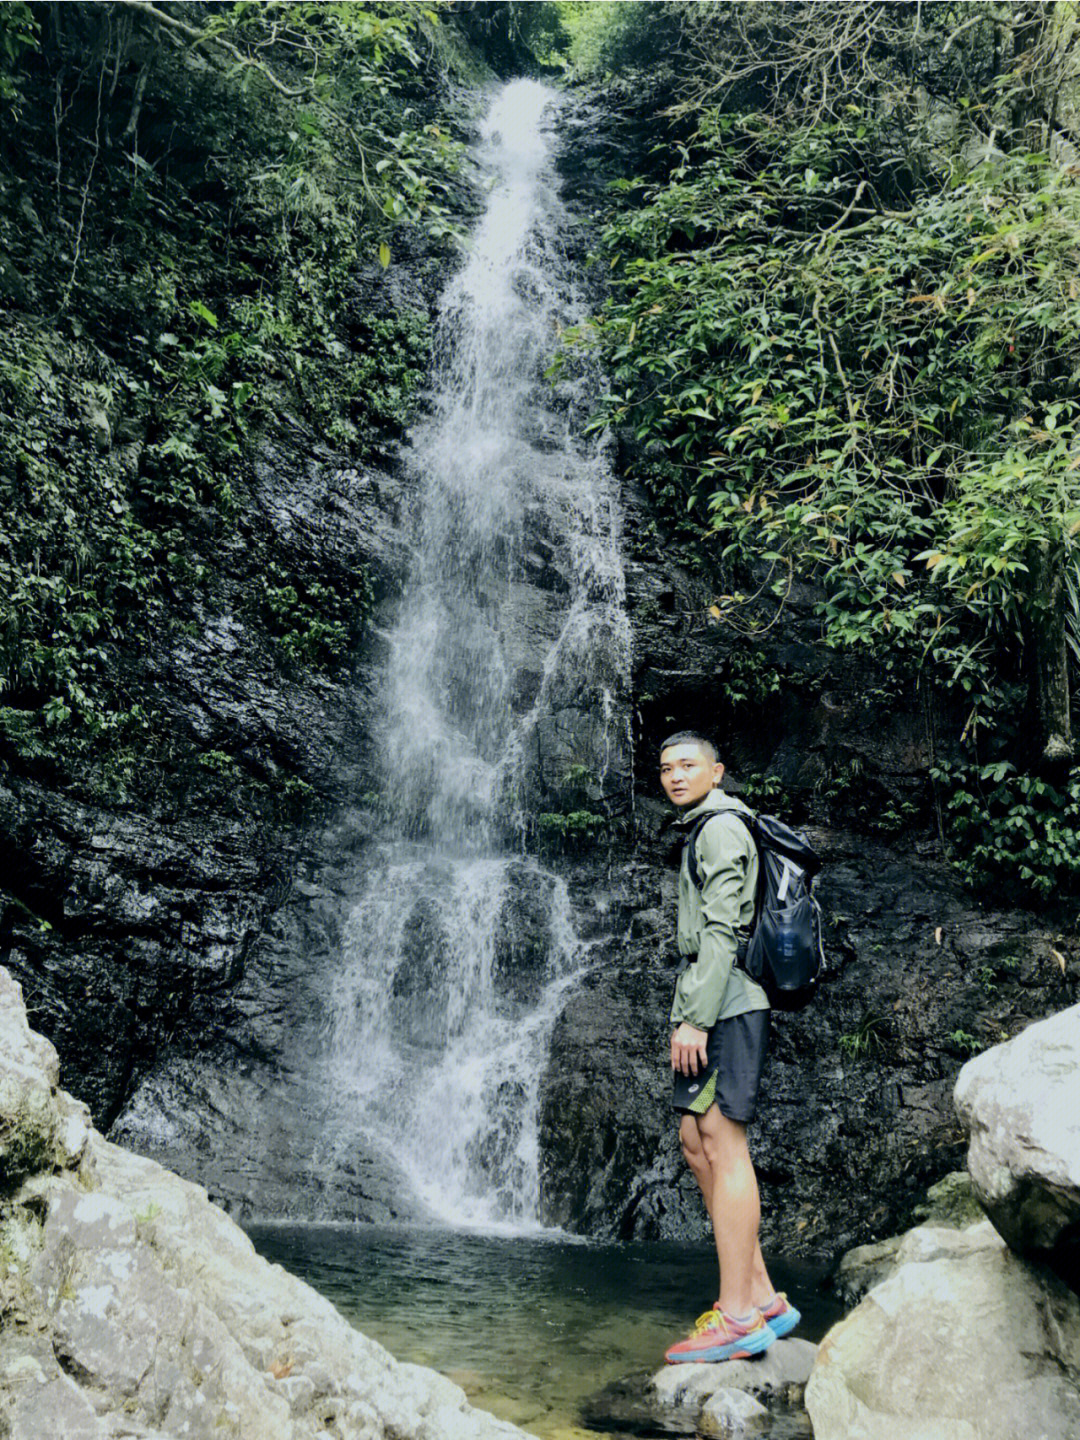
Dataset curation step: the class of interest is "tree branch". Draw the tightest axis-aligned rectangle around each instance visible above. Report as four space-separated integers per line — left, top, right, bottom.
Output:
110 0 309 99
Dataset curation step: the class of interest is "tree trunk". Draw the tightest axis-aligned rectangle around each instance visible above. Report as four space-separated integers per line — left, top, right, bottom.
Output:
1028 541 1074 767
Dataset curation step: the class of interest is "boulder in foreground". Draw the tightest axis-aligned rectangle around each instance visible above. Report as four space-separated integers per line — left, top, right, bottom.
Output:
805 1220 1080 1440
582 1339 816 1437
954 1001 1080 1289
0 967 534 1440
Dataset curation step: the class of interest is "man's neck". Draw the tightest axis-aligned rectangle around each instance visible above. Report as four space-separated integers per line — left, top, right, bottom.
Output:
677 788 728 822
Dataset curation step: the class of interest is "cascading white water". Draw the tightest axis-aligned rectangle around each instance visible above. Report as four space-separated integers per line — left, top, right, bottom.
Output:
323 80 629 1230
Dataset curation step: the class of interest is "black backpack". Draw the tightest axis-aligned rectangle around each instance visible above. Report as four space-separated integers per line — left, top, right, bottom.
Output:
683 807 824 1011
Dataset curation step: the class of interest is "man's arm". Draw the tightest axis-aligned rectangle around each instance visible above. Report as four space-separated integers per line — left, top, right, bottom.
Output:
671 813 754 1033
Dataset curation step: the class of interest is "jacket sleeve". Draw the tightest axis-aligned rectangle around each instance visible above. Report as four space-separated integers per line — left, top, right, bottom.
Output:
670 814 754 1030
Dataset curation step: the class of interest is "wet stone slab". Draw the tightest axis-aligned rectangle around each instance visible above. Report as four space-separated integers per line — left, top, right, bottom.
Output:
581 1339 817 1437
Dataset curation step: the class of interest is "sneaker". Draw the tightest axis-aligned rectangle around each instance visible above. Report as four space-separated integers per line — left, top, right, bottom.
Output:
664 1308 776 1364
755 1292 801 1340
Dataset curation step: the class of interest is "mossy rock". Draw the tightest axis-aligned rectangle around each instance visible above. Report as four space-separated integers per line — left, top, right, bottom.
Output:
0 1073 59 1191
913 1171 985 1230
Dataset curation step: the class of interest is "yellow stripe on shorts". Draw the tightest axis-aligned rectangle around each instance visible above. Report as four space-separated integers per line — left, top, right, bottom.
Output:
688 1070 717 1114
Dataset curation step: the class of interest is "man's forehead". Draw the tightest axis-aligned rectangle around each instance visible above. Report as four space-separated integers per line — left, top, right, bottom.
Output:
660 743 711 764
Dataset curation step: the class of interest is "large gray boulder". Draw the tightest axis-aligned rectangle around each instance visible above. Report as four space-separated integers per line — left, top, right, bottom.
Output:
834 1171 985 1307
805 1220 1080 1440
954 1002 1080 1286
0 968 534 1440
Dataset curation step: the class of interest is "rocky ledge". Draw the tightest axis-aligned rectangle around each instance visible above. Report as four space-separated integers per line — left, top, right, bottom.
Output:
0 967 532 1440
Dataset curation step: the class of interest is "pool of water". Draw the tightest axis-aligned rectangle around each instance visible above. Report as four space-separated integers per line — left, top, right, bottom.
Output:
246 1223 843 1439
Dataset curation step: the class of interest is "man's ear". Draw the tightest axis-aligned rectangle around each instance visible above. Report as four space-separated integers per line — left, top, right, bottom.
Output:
713 761 725 787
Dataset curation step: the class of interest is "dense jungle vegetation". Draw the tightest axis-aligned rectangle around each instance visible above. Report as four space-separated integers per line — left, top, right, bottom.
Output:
0 0 482 816
2 1 1079 904
550 0 1080 902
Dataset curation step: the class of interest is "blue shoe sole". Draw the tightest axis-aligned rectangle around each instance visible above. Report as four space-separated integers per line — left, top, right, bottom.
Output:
764 1305 801 1340
666 1325 776 1364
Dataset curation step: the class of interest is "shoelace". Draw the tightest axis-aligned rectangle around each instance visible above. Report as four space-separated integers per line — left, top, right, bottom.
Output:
694 1308 758 1336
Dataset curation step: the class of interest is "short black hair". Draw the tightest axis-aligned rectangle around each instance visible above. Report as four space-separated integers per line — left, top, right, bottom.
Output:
659 731 718 764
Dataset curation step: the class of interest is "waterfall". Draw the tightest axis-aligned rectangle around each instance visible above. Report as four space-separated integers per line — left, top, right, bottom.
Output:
320 79 630 1231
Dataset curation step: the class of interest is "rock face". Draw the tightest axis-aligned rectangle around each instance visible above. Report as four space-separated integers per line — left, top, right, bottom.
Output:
955 1002 1080 1289
0 967 533 1440
536 479 1079 1254
2 81 1078 1261
805 1220 1080 1440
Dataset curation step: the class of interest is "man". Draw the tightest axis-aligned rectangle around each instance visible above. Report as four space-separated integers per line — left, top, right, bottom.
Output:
659 731 800 1363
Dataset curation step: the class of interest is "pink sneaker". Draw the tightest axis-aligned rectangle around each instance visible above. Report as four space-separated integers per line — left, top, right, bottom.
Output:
664 1307 776 1364
756 1292 801 1339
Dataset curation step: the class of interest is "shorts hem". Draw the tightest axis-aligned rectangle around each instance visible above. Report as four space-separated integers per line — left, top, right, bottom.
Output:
672 1097 757 1124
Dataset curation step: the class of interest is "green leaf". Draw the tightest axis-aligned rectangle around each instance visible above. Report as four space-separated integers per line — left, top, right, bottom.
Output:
188 301 218 329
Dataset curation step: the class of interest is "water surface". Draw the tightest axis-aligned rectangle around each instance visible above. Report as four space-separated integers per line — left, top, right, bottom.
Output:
247 1223 842 1439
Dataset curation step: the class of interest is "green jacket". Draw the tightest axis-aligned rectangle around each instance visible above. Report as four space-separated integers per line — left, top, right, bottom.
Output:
670 788 770 1029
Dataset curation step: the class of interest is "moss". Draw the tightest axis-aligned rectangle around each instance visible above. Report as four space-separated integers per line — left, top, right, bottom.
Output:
0 1085 58 1190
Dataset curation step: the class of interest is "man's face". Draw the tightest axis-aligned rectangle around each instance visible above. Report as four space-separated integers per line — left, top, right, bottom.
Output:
659 743 724 808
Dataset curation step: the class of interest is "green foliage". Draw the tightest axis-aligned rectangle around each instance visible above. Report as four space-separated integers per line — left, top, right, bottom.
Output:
722 647 782 708
561 762 597 791
839 1012 887 1059
550 1 694 86
197 750 241 776
555 0 1080 900
259 562 372 668
948 1028 984 1057
537 809 605 836
0 2 462 793
932 761 1080 900
536 807 606 853
977 954 1020 995
0 3 37 106
0 321 164 767
568 127 1080 709
737 772 790 813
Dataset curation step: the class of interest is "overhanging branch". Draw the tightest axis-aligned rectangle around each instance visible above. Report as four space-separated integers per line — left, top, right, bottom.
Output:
110 0 309 99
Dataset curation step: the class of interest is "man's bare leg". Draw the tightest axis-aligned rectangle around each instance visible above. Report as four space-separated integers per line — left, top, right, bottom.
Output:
679 1109 776 1314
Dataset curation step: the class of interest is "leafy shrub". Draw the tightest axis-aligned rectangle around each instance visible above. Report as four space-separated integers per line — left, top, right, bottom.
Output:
932 761 1080 901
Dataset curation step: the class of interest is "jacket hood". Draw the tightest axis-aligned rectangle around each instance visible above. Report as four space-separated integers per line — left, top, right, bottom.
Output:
671 787 754 830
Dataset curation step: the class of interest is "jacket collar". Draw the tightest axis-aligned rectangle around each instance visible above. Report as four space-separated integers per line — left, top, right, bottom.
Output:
671 787 742 829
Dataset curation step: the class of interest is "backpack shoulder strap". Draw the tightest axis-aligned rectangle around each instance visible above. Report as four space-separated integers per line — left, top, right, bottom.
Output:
684 808 758 890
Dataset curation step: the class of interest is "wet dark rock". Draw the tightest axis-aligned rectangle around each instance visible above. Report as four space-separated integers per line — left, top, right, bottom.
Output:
535 476 1079 1255
492 863 559 1014
392 897 454 1046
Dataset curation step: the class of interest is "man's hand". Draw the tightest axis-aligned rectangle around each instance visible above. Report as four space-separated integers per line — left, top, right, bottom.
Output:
671 1022 709 1076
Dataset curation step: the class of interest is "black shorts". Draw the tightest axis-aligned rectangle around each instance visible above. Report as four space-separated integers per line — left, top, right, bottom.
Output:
671 1010 770 1124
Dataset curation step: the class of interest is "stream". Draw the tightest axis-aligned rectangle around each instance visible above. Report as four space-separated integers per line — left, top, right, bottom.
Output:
248 1223 843 1439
